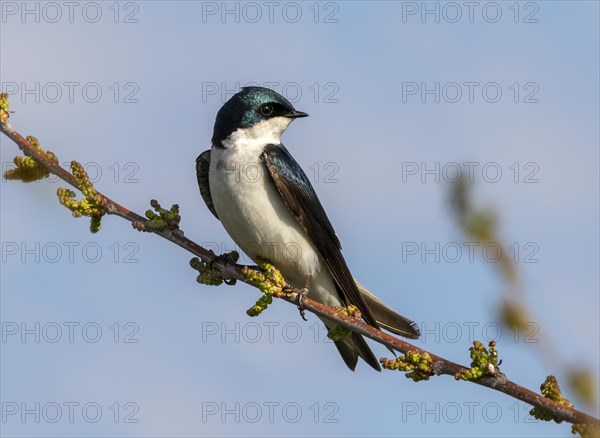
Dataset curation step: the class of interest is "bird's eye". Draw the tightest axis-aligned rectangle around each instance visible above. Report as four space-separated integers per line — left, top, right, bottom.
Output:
260 104 274 117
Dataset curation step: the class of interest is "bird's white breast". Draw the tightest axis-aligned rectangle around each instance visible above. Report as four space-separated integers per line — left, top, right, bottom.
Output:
209 123 324 290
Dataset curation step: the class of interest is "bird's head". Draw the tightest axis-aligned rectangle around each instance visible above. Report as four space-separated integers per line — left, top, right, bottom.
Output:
212 86 308 147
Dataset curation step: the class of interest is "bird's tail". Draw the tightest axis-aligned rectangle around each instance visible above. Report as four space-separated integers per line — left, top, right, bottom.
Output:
323 280 420 371
356 280 420 339
321 318 381 371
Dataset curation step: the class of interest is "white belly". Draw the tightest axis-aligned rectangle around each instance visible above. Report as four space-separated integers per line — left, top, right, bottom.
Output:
209 144 340 307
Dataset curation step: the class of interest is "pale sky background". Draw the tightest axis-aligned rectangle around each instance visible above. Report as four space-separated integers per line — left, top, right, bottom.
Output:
1 1 599 437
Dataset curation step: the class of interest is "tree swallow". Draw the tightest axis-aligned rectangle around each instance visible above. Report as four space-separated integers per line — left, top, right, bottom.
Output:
197 86 419 371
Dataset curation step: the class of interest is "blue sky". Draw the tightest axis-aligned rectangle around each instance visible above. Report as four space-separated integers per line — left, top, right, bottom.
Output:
1 1 598 436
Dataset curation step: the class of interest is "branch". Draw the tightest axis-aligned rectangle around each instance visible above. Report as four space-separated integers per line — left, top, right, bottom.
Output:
1 96 597 435
450 177 598 407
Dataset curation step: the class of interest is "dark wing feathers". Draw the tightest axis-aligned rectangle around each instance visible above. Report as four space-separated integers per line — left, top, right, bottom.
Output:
261 144 380 330
196 150 219 220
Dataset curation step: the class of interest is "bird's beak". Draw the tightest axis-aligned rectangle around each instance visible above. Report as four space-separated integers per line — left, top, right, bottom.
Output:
286 110 309 118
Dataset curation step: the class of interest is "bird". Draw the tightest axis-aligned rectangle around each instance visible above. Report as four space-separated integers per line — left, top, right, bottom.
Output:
196 86 419 371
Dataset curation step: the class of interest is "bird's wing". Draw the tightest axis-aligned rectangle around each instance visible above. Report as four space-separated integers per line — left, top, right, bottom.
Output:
261 143 380 330
196 149 219 220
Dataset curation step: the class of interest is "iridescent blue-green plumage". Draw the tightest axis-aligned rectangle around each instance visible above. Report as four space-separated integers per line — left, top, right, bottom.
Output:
212 87 301 146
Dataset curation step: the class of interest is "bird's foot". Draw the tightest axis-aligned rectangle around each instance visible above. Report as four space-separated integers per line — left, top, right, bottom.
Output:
209 250 240 285
296 287 310 321
294 274 314 321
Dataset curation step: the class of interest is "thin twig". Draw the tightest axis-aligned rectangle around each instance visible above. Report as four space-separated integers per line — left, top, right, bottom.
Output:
1 117 598 430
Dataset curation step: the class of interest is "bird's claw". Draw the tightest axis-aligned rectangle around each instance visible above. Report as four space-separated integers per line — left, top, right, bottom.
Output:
296 287 309 321
209 250 239 286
